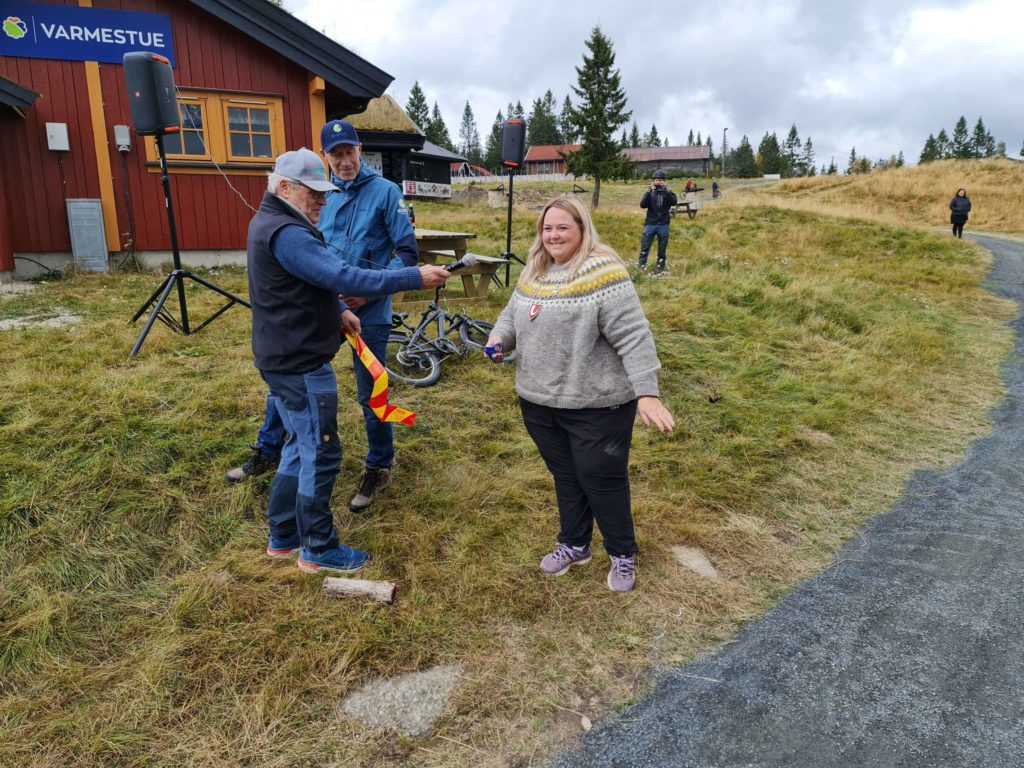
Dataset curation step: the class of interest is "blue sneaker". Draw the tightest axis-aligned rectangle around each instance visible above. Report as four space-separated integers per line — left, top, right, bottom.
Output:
266 534 301 558
297 545 370 574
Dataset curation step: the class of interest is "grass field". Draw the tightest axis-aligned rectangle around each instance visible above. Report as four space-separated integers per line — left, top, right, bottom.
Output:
0 167 1017 766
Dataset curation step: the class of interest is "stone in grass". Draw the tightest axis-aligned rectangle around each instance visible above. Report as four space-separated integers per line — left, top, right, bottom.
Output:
340 665 463 738
670 546 720 581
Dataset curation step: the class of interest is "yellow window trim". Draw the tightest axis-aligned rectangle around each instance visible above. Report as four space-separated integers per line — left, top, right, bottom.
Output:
144 89 286 172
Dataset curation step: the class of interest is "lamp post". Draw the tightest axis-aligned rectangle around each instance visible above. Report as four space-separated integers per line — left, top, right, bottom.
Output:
722 127 728 176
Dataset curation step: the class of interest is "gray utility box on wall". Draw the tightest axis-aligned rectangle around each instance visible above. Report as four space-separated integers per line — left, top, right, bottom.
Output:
66 199 109 272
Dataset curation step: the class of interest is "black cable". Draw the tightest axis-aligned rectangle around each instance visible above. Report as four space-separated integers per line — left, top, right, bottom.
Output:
13 255 63 279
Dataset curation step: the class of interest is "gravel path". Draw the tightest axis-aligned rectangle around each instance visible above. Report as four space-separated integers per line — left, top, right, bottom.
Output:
553 233 1024 768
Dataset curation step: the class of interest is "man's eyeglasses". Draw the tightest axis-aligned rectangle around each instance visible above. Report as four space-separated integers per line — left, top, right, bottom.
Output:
286 179 327 201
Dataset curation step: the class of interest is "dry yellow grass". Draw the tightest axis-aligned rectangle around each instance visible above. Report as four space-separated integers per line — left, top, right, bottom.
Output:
0 173 1016 767
733 158 1024 235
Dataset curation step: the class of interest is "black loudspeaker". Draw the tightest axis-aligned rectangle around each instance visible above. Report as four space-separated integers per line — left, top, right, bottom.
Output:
501 119 527 168
123 52 179 135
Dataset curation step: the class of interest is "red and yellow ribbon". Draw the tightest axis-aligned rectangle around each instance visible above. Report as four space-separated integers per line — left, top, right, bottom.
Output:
345 332 416 426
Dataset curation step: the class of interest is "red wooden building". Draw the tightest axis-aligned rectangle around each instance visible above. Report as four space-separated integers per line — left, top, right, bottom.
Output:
0 0 393 278
523 144 581 175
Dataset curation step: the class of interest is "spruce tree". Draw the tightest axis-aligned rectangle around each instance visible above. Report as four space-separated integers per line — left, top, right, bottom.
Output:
405 81 430 132
426 102 455 151
527 91 561 146
559 95 576 144
827 158 838 175
936 128 950 158
730 135 757 178
782 124 801 176
801 137 815 176
950 116 971 158
687 129 694 145
758 132 783 175
696 131 702 146
483 110 505 172
458 101 482 165
646 124 661 147
629 122 641 148
847 147 857 174
618 129 629 149
919 134 939 163
971 116 996 158
564 26 632 208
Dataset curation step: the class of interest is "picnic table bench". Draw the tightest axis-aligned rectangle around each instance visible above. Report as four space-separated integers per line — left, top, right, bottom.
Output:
393 229 507 302
670 188 704 219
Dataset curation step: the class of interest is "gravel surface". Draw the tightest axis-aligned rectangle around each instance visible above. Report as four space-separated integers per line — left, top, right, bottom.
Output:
553 233 1024 768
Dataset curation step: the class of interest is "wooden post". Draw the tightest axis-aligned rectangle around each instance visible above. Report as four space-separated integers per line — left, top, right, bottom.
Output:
323 577 396 604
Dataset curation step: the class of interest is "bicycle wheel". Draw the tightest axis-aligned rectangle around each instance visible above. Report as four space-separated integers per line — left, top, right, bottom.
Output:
384 334 441 387
458 320 517 363
458 319 494 351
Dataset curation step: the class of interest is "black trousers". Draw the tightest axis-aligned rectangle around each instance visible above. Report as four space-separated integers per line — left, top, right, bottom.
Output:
952 222 965 238
520 397 638 556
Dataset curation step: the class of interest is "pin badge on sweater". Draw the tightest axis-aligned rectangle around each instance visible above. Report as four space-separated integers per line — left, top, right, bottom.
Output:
529 304 541 320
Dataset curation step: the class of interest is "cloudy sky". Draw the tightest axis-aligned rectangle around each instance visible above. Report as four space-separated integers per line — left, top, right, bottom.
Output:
287 0 1023 167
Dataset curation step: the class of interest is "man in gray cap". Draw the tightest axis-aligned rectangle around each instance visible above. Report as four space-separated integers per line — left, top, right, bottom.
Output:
247 147 451 574
318 119 420 514
638 169 677 273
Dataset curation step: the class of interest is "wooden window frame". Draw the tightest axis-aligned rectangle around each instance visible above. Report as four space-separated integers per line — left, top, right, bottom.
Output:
144 89 286 174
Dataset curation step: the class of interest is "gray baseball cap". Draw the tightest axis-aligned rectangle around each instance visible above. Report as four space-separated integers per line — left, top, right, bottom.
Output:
272 148 338 193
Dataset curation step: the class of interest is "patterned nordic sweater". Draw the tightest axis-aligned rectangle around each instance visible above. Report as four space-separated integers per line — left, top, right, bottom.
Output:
492 254 662 409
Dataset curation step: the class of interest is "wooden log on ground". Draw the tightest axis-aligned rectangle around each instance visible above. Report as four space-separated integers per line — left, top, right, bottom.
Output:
323 576 396 604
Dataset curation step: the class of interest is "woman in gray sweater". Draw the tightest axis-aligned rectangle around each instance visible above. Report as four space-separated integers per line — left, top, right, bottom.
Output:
485 196 674 592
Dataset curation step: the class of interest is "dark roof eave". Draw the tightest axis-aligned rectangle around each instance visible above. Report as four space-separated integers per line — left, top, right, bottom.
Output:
188 0 393 99
0 76 40 110
357 131 425 152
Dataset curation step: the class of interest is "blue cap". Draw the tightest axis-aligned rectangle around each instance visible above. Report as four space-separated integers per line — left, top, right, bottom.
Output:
320 120 361 152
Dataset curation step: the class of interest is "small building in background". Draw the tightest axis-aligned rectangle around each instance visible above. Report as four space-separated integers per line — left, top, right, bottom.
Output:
404 141 466 199
345 94 424 186
523 144 581 175
621 145 712 176
451 162 494 179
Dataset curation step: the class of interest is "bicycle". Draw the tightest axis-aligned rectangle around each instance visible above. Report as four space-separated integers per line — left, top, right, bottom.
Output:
383 285 510 387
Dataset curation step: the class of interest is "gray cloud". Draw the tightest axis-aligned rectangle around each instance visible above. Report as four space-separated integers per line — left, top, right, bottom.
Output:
292 0 1024 164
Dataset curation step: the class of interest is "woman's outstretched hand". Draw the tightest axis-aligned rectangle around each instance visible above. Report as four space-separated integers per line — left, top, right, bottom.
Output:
637 396 675 432
483 334 504 362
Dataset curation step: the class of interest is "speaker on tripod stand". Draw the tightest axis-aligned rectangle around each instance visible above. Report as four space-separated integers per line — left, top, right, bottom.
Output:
122 51 249 358
500 118 527 286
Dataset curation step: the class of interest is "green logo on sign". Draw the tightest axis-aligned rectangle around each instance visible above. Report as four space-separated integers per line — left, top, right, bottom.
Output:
4 16 28 39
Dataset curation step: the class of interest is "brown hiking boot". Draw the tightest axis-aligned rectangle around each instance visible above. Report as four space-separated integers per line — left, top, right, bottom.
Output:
348 467 392 513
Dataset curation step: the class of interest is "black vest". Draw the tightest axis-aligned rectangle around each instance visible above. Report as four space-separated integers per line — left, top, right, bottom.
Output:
247 192 340 373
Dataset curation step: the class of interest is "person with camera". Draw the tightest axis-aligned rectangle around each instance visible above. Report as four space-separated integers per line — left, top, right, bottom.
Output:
247 148 450 574
638 169 677 273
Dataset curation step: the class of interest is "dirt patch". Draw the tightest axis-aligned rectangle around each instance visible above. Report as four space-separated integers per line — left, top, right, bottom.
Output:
0 282 36 297
0 312 81 331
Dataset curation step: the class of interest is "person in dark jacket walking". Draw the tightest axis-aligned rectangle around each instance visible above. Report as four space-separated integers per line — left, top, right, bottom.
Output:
638 170 677 273
950 187 972 238
248 148 451 574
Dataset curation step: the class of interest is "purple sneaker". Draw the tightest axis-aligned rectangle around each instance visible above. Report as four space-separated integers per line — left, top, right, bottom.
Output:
607 555 637 592
540 543 592 576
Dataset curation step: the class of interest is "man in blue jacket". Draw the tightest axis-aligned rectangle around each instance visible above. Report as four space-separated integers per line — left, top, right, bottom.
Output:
226 122 420 512
248 148 450 572
317 119 420 513
638 169 677 273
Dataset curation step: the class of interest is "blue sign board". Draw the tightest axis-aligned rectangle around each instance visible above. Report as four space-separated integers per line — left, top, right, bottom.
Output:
0 2 174 65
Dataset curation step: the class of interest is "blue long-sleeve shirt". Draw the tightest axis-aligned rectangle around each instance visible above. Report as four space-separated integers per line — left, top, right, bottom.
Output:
270 224 422 297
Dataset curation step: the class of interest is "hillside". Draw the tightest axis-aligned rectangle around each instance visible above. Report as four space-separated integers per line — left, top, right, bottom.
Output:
735 158 1024 235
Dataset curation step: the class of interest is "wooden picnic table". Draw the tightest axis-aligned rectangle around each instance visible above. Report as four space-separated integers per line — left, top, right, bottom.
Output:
409 228 507 300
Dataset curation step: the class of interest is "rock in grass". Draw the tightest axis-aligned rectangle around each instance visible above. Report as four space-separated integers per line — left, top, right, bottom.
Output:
670 546 720 580
340 665 463 738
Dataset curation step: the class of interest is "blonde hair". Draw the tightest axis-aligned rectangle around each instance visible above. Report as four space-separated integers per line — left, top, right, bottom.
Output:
519 196 620 283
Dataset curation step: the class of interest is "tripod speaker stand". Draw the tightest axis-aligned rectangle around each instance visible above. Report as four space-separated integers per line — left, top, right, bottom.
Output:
500 118 528 286
129 132 249 357
122 51 248 357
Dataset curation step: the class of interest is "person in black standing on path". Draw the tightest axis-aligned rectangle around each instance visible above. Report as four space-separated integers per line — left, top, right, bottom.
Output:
950 187 972 238
638 170 677 273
